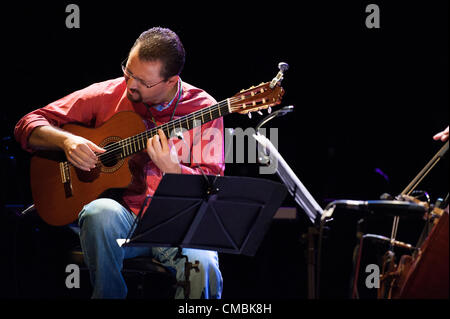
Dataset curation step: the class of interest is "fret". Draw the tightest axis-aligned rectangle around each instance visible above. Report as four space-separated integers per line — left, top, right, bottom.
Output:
135 137 140 152
148 130 154 142
164 127 170 139
143 135 146 150
121 139 125 156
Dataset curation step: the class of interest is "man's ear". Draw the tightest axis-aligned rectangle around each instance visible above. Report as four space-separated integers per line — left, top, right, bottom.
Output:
166 75 179 86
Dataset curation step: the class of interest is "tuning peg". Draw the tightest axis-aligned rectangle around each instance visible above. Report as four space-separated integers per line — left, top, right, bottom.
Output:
257 111 263 115
248 112 252 119
268 107 272 114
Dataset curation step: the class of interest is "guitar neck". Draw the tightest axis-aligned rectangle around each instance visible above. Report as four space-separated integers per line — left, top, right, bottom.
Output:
117 99 231 158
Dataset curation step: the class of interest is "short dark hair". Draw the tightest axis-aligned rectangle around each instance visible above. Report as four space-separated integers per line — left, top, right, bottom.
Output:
131 27 185 80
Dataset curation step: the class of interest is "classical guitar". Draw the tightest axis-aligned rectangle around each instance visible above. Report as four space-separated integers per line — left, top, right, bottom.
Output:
30 69 286 226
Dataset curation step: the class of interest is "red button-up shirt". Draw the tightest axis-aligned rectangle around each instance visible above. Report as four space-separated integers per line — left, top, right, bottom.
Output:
14 77 225 215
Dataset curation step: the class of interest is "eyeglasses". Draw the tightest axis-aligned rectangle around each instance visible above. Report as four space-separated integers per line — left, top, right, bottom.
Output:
121 59 166 89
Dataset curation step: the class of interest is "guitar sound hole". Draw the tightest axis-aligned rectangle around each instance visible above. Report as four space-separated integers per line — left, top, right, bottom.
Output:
100 143 121 168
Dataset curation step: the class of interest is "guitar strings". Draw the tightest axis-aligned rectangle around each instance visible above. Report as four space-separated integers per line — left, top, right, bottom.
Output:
96 99 229 162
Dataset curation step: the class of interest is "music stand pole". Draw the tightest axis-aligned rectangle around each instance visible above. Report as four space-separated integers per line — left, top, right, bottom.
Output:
306 226 319 299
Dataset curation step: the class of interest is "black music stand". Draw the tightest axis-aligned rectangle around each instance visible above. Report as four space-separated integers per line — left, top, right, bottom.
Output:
120 174 287 256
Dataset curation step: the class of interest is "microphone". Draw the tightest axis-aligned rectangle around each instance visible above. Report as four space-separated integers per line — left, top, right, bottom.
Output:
362 234 416 250
380 193 393 200
275 105 294 117
256 105 294 131
432 194 448 214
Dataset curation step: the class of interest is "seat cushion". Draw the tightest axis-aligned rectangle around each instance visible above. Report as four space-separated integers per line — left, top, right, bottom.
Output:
68 248 174 276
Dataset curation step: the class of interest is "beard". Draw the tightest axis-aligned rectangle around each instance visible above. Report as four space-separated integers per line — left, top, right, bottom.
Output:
126 88 143 103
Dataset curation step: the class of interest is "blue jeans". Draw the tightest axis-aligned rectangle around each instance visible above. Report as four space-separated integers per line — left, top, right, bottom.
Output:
78 198 223 299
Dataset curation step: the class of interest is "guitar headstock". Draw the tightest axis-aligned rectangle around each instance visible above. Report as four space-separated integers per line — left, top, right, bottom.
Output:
229 82 284 115
228 62 288 115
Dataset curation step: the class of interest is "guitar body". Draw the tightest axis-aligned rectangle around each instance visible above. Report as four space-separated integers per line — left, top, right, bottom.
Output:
30 111 147 226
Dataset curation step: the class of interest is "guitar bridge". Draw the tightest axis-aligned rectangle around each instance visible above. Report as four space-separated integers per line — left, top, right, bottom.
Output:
60 161 73 197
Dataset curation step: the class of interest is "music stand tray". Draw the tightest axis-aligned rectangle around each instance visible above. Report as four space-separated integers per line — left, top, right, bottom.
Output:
120 174 287 256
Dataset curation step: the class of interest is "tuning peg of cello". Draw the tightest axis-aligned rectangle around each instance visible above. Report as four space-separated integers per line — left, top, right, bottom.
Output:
268 107 272 114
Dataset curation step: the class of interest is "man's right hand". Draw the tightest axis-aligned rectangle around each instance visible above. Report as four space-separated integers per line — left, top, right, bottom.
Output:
28 125 106 171
62 135 106 171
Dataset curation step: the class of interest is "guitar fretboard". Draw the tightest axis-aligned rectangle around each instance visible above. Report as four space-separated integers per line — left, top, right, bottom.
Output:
112 99 231 159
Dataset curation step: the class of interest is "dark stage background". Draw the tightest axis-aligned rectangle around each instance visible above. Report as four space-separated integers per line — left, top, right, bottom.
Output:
0 1 448 299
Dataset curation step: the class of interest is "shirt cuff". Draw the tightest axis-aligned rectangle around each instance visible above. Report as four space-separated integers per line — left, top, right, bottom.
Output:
17 120 51 153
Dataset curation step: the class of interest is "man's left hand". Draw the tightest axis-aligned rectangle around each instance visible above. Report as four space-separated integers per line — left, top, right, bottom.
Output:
147 129 181 174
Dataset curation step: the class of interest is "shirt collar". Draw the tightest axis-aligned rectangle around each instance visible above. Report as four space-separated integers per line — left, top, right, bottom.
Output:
152 78 182 112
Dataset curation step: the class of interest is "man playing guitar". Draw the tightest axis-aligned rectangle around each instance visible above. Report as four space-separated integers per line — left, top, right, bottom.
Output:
14 27 224 299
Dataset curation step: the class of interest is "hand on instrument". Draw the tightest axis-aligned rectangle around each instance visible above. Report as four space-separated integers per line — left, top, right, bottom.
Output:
147 129 181 174
433 126 449 142
62 135 106 171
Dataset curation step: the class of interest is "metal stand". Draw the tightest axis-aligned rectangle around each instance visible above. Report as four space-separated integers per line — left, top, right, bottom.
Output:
254 124 324 299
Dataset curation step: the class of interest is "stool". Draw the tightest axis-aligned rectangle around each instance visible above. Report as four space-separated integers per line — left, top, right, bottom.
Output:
68 246 200 298
68 247 177 298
